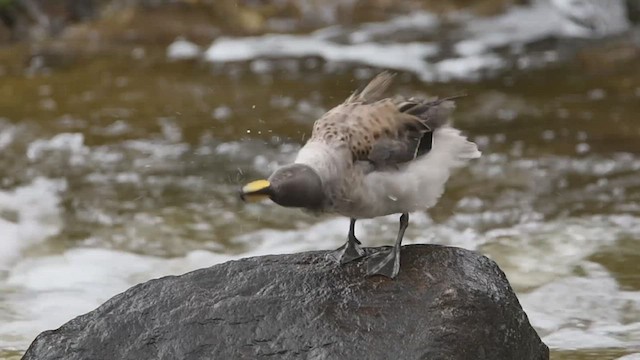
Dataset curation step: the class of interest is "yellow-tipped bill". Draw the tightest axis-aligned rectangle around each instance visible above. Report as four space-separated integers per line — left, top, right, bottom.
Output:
240 179 271 202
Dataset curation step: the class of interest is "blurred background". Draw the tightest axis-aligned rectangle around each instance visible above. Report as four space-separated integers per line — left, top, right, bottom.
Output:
0 0 639 359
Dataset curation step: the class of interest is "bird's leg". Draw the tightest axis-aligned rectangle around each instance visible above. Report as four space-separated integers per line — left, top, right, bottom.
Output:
366 213 409 278
330 218 366 264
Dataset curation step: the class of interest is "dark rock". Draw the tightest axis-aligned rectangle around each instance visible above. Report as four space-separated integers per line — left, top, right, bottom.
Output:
22 245 549 360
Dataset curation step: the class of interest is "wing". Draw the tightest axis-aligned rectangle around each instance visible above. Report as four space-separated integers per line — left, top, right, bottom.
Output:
310 72 460 169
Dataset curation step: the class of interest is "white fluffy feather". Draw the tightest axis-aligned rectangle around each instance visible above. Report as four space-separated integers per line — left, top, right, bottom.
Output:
352 127 480 218
294 127 480 219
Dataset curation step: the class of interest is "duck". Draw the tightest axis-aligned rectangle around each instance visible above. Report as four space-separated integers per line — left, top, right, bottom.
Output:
240 72 480 278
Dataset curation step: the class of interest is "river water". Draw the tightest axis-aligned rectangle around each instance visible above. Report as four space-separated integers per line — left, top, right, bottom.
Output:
0 3 639 359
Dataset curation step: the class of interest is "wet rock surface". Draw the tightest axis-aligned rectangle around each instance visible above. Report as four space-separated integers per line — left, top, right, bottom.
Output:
23 245 548 360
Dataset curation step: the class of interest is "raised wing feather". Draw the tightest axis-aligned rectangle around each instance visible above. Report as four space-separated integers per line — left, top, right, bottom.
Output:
311 72 459 168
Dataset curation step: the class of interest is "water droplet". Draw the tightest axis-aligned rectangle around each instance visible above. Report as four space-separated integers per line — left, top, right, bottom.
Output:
588 88 605 100
541 130 555 141
576 143 590 154
212 106 232 121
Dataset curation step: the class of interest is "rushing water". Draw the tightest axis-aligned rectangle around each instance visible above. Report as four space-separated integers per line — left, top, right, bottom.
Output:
1 3 640 359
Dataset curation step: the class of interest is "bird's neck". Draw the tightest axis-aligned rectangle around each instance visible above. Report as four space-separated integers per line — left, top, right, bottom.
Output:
294 141 349 184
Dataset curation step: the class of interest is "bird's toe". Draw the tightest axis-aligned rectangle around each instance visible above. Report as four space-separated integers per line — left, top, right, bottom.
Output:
366 248 400 278
330 240 365 264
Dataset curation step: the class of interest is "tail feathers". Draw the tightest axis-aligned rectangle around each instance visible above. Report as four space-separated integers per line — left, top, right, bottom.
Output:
448 131 482 162
361 127 480 216
401 96 464 131
410 100 455 130
458 139 482 160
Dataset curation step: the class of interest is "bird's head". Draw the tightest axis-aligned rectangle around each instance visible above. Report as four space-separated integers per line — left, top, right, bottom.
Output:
240 164 325 209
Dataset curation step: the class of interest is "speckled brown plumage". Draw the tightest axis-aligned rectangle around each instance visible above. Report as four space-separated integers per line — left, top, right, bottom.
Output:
309 72 455 168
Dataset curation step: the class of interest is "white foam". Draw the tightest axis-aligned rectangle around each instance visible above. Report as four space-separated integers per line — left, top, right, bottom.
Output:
434 54 505 81
26 133 89 166
549 0 630 37
123 140 189 160
455 0 630 58
205 35 439 80
205 3 631 82
348 12 440 43
0 178 65 271
478 216 631 288
455 4 565 57
618 354 640 360
166 37 201 61
232 216 353 255
521 262 640 349
0 125 17 151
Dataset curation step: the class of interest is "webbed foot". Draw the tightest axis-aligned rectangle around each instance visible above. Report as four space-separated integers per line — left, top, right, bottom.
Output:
366 246 400 278
330 218 366 264
366 213 409 279
331 236 365 264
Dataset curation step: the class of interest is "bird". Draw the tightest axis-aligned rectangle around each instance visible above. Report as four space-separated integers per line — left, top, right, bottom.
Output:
240 72 481 278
